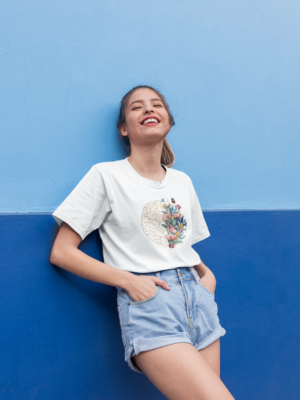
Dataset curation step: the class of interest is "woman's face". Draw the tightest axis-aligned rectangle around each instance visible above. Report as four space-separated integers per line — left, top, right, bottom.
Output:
120 88 171 145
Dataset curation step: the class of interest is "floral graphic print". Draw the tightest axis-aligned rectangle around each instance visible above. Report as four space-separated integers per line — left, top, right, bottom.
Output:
161 198 187 248
141 198 187 248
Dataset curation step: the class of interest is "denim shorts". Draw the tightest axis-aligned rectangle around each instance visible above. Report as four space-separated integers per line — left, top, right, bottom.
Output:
116 266 226 374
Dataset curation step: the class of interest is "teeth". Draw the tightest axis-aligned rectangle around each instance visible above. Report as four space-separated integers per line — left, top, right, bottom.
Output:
142 118 159 125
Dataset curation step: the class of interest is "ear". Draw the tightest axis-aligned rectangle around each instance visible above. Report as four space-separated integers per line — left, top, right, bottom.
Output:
119 123 128 137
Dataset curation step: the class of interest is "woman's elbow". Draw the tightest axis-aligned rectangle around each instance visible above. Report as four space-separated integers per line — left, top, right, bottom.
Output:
50 246 62 266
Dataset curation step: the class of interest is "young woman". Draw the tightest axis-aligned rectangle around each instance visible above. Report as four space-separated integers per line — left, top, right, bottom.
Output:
50 85 235 400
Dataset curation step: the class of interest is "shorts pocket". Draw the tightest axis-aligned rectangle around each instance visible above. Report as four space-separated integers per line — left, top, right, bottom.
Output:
127 285 160 305
199 281 215 298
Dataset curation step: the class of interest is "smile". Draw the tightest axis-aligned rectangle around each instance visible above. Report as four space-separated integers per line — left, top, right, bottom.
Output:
141 117 160 125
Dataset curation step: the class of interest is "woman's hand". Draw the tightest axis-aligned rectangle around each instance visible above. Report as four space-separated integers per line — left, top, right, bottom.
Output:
194 261 217 294
125 275 171 302
199 269 217 294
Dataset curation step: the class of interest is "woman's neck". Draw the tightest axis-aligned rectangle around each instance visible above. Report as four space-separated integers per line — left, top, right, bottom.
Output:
127 155 166 182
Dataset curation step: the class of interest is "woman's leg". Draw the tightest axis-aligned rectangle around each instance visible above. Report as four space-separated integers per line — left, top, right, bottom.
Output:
198 338 220 377
133 342 234 400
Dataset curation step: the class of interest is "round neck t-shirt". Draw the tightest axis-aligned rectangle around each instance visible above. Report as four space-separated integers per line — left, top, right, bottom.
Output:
52 157 210 273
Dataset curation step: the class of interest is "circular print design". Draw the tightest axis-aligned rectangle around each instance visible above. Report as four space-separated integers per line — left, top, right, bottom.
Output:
141 198 187 248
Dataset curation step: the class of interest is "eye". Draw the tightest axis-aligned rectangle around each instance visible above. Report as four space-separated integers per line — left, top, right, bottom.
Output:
132 106 142 110
154 104 163 107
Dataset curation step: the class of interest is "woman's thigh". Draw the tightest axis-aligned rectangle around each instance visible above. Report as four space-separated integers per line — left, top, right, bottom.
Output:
198 338 220 377
133 342 234 400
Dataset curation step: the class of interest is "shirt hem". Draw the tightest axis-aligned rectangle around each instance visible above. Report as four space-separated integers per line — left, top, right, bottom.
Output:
191 230 210 245
52 210 87 241
112 263 202 275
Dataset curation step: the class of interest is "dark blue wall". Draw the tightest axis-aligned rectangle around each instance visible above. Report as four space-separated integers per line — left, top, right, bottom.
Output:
1 211 300 400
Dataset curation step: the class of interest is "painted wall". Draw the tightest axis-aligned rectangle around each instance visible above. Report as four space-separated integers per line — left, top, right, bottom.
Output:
1 0 300 212
1 1 300 399
1 212 300 399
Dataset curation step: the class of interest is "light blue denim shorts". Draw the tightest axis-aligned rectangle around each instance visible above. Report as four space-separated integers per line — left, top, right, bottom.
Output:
116 266 226 374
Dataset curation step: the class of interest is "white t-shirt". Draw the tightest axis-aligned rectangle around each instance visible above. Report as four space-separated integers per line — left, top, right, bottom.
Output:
52 157 210 273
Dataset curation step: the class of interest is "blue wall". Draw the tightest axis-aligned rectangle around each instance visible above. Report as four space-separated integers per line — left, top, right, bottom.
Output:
1 0 300 211
1 0 300 399
1 212 300 399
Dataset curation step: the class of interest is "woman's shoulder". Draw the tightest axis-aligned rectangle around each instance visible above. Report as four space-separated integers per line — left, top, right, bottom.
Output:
92 158 125 175
169 165 192 183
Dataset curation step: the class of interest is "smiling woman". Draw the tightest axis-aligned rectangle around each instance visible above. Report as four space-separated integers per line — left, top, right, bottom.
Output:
116 85 175 165
51 85 233 400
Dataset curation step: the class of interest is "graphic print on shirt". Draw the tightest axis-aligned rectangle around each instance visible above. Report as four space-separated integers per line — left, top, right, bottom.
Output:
141 198 187 248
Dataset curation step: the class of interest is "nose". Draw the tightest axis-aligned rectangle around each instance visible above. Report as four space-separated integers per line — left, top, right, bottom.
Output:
144 104 154 114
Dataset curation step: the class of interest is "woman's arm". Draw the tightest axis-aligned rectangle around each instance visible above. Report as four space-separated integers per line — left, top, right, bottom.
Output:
50 222 170 301
193 261 217 293
50 222 134 290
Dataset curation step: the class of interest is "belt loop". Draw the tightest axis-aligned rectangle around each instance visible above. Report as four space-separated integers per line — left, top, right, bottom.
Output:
189 266 200 284
176 267 183 286
156 271 161 279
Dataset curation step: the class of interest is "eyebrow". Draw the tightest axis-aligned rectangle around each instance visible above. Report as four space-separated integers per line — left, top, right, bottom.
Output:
129 98 163 108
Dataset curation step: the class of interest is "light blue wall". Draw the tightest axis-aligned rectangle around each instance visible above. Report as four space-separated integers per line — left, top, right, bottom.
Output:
1 0 299 211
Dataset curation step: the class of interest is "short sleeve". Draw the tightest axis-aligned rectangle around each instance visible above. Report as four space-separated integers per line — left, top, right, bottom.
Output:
188 178 210 244
52 166 111 241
